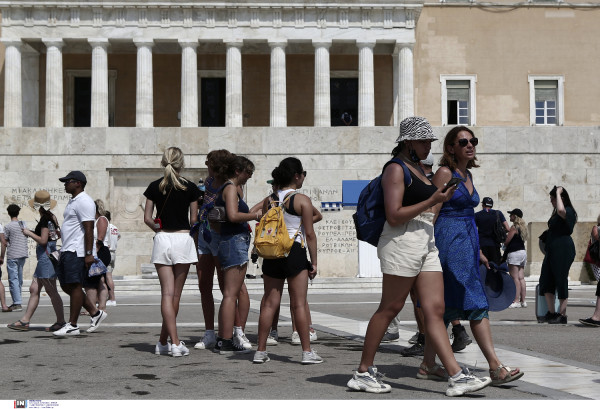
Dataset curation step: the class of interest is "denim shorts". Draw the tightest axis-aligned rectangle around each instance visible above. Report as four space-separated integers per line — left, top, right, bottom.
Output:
197 225 218 257
215 231 250 270
34 242 57 279
56 251 87 285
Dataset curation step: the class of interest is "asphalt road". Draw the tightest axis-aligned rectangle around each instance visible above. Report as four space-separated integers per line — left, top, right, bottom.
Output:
1 284 599 402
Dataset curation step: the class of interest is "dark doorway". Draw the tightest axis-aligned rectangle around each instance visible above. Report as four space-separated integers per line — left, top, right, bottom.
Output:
73 77 91 127
201 77 226 127
330 78 358 126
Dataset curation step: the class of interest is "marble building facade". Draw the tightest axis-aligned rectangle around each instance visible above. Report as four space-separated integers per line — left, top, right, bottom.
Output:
0 1 599 281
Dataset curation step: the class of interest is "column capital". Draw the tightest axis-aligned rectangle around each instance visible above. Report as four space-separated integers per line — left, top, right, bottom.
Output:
312 40 332 49
42 38 64 49
178 39 198 49
134 38 155 48
88 38 109 48
356 40 376 49
268 40 287 49
0 38 22 48
224 39 244 48
393 42 414 54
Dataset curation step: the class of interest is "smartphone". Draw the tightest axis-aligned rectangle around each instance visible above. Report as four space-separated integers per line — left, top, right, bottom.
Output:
18 221 25 229
442 176 464 193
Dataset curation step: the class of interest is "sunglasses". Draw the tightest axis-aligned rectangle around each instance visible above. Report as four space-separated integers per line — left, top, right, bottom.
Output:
301 171 307 177
456 137 478 147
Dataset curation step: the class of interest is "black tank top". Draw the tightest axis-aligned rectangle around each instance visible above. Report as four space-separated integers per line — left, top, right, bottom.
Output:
505 228 526 253
402 167 438 207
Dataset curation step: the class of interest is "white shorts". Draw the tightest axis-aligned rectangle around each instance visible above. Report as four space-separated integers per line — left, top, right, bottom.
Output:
507 250 527 268
377 212 442 277
151 232 198 265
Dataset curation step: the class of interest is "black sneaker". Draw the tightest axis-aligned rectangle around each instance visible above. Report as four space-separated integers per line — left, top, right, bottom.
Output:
579 317 600 327
451 325 472 352
548 314 567 324
400 333 424 357
538 311 555 323
216 337 252 355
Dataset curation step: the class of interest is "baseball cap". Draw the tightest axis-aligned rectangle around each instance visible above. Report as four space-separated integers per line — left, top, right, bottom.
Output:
508 208 523 218
59 170 87 183
482 197 494 207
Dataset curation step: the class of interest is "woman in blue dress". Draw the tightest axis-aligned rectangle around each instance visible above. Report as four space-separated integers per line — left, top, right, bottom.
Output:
432 126 524 386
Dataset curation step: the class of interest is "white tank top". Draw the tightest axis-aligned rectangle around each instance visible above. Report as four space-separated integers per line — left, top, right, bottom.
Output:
277 189 304 243
94 216 110 248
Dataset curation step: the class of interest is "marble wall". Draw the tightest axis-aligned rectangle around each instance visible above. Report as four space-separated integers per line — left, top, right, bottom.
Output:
0 125 598 281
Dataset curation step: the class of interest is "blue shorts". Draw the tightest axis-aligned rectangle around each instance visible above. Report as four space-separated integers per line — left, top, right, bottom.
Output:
198 226 218 257
444 308 489 326
215 232 250 270
56 251 87 286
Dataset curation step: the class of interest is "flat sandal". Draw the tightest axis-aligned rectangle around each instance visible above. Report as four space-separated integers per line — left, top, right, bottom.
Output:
490 364 524 386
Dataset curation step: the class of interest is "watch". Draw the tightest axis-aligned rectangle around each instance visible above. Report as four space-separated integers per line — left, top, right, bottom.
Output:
85 250 93 256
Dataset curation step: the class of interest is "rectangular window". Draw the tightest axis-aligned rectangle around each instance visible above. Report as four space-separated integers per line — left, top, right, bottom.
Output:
330 77 358 127
440 75 476 126
534 80 558 125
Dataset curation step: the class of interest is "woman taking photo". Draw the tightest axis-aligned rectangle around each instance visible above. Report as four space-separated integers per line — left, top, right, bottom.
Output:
347 117 491 396
505 209 528 309
8 191 65 332
212 155 261 354
433 126 524 386
194 149 252 352
144 147 201 357
539 186 577 324
253 157 321 365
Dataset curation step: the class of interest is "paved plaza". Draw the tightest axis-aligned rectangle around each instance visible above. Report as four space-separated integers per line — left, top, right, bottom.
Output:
1 278 600 402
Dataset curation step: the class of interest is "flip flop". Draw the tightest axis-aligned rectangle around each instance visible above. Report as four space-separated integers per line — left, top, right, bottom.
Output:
1 308 12 312
490 364 524 386
7 320 30 331
46 322 66 332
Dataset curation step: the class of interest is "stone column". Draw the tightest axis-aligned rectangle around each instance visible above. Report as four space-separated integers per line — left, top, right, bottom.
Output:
42 38 64 128
313 41 331 127
134 38 154 127
89 38 109 127
357 41 376 127
225 40 243 127
179 39 198 127
1 39 22 127
397 43 414 123
269 40 287 127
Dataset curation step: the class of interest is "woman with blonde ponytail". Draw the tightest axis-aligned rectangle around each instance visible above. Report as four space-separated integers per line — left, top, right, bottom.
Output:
504 209 528 308
144 147 201 357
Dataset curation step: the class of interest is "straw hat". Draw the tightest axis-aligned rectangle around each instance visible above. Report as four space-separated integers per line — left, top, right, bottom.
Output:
28 190 57 211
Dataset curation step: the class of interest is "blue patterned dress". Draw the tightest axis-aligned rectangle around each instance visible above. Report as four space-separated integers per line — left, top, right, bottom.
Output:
434 170 489 312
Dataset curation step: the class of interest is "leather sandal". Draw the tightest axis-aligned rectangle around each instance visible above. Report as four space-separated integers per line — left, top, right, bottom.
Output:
416 363 448 381
7 320 30 331
490 364 524 386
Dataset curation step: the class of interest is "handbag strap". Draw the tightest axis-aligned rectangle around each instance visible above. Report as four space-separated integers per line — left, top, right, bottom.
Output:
156 187 173 220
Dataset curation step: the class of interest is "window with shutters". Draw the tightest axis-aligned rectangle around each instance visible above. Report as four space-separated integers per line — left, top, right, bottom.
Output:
440 75 476 126
528 76 564 126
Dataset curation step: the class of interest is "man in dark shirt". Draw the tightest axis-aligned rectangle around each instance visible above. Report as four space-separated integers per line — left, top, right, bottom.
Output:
475 197 510 265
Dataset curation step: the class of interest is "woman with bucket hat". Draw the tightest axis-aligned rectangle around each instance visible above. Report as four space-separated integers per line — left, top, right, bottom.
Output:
8 190 66 332
504 209 528 308
347 117 491 396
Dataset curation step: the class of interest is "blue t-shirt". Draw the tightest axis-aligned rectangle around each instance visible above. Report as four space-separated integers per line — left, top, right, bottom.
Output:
474 208 506 247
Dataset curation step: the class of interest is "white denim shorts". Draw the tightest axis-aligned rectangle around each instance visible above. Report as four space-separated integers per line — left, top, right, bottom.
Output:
507 249 527 268
151 232 198 265
377 212 442 277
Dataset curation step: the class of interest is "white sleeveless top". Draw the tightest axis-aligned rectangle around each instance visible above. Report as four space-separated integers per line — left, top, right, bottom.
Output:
277 189 304 244
94 216 110 247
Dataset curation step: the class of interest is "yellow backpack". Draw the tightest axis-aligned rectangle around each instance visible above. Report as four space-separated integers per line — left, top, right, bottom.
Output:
254 192 303 259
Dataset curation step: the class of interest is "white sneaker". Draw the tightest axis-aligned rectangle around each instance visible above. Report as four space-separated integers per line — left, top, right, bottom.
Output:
53 323 80 337
301 349 323 364
291 331 301 345
446 369 491 397
87 310 108 333
194 331 216 350
508 302 521 309
171 341 190 357
106 300 117 307
233 333 252 350
347 366 391 393
266 330 278 346
253 350 270 364
310 329 318 342
521 301 528 308
155 341 172 356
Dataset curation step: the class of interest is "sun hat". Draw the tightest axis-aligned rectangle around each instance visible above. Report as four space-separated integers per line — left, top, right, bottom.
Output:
28 190 57 211
479 262 516 312
508 208 523 218
395 116 437 143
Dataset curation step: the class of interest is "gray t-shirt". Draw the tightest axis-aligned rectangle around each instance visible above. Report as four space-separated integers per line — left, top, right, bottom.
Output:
4 220 29 259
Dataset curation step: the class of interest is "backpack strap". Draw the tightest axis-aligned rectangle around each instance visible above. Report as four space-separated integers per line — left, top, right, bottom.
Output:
383 158 412 188
281 192 304 248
